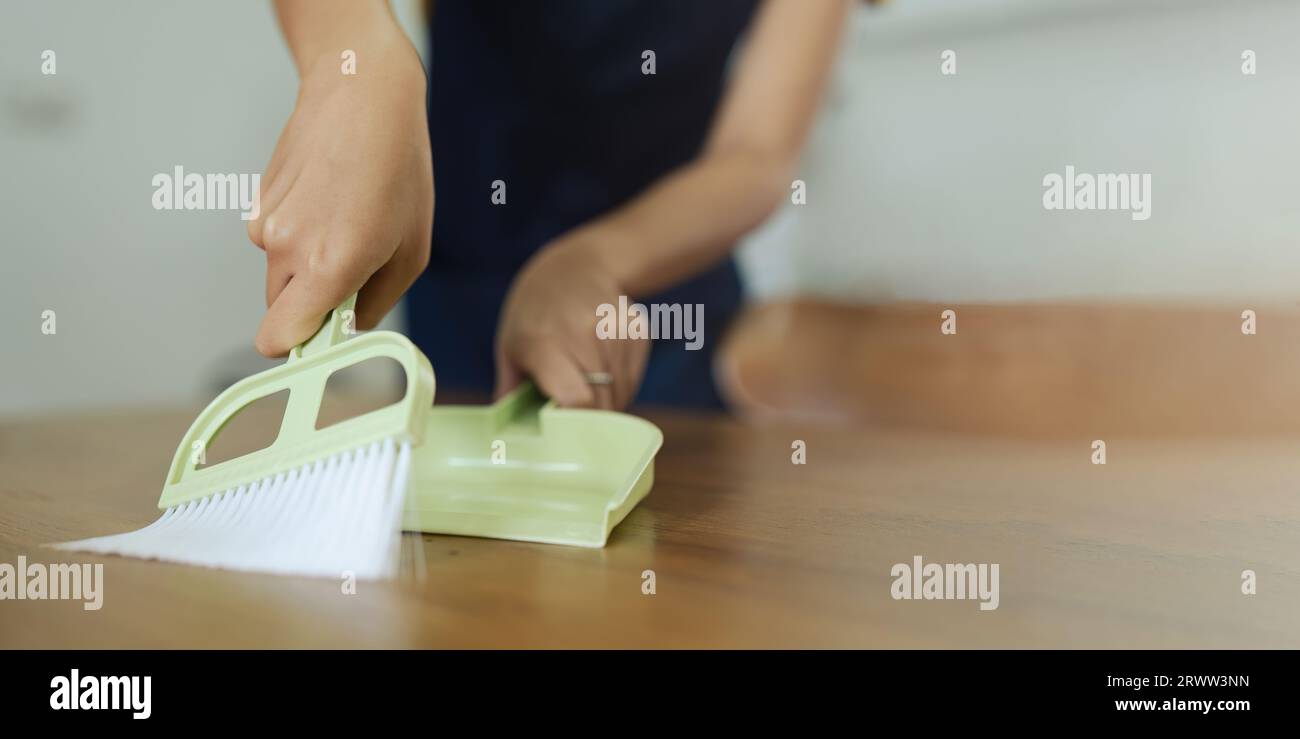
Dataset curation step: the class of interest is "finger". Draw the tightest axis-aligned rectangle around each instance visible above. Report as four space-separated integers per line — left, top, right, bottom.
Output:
246 163 302 250
264 253 293 309
618 343 639 409
513 340 595 408
262 130 294 191
246 206 266 250
355 240 429 330
611 338 647 411
259 208 303 309
592 336 620 411
566 340 616 410
494 347 524 401
254 256 369 357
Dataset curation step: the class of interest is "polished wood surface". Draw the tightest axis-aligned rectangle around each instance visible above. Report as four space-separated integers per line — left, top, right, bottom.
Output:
2 396 1298 648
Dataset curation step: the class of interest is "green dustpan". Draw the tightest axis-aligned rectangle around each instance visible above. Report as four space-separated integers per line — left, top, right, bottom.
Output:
403 382 663 548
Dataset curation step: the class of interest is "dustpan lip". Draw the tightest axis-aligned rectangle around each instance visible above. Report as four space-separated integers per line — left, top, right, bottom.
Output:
540 404 664 528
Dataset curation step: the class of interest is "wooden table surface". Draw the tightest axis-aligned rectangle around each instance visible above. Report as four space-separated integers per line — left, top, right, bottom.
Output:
2 400 1298 648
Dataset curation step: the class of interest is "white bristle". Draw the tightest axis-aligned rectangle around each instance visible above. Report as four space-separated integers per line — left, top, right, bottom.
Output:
55 440 412 580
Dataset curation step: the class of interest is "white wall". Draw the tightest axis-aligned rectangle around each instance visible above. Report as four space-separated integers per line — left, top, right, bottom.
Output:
3 0 1296 416
742 0 1300 302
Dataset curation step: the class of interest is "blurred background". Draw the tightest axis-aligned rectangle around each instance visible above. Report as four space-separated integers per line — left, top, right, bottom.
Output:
3 0 1299 434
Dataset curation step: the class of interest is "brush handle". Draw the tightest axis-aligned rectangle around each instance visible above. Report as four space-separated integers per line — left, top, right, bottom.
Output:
290 293 359 362
158 292 435 509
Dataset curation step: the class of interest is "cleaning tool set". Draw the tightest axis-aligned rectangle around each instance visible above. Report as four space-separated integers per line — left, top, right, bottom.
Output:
57 296 662 576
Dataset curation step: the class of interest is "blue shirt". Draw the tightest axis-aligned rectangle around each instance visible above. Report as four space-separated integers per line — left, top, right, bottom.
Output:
406 0 759 408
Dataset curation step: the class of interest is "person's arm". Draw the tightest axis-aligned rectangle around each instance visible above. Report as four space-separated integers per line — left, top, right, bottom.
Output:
495 0 850 409
273 0 404 76
562 0 851 296
249 0 432 356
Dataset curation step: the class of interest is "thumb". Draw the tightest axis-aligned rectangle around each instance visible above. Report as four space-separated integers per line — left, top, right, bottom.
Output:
255 265 364 357
494 346 524 401
503 341 594 408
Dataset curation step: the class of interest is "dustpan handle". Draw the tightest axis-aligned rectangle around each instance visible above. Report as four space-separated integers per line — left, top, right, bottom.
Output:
492 380 553 428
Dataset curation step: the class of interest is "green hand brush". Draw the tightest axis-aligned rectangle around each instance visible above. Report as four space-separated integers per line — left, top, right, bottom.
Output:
55 295 434 579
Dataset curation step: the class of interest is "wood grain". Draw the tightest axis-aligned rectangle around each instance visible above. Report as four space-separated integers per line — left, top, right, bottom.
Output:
2 396 1298 648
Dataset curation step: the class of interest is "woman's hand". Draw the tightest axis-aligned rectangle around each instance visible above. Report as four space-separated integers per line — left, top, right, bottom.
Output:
495 236 651 410
247 22 432 357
